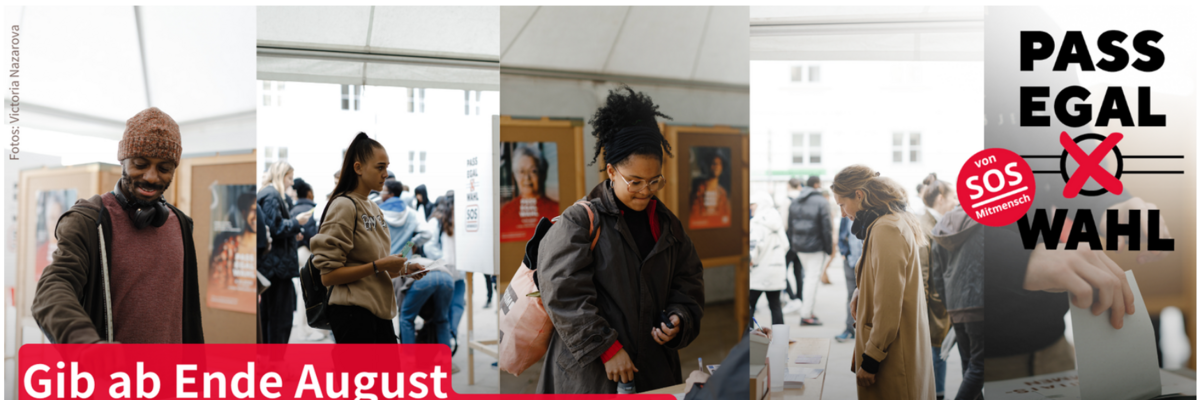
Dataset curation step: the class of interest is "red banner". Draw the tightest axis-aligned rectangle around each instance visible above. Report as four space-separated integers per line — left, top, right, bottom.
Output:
18 345 675 400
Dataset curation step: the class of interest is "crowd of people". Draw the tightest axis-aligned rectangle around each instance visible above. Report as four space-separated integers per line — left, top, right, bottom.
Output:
750 169 984 400
255 134 498 369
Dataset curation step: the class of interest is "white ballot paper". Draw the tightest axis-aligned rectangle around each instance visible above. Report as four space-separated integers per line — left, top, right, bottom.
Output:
402 258 448 278
794 355 822 364
1069 270 1161 400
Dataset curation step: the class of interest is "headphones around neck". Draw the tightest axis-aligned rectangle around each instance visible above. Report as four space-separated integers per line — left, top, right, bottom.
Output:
111 182 170 229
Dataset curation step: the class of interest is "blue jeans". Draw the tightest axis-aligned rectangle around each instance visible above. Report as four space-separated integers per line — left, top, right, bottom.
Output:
933 346 947 396
399 270 454 346
449 277 466 340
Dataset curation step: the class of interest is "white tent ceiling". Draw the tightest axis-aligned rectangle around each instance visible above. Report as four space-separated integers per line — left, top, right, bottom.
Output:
256 6 500 91
750 6 983 61
500 6 750 90
13 6 256 141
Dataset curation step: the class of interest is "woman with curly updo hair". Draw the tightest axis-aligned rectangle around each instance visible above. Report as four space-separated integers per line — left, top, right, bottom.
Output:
832 164 934 400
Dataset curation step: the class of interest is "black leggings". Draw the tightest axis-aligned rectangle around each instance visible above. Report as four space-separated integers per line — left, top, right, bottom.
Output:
484 274 497 303
749 290 784 326
784 251 803 301
259 279 295 344
327 304 398 343
954 321 985 400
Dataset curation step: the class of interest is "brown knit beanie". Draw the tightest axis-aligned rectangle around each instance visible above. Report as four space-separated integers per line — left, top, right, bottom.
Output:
118 107 182 164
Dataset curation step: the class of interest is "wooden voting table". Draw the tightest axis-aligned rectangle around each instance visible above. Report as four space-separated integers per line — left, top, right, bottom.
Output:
770 337 832 400
643 384 687 395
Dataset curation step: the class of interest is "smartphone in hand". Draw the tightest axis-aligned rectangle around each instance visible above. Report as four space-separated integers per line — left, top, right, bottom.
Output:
400 241 415 259
660 311 675 329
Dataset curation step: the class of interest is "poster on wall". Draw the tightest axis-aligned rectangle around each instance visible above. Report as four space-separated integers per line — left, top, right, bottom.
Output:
206 183 257 314
687 146 733 230
34 190 77 280
499 142 560 243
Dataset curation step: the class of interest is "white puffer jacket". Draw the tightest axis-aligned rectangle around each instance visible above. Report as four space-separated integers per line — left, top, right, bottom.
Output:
750 192 788 291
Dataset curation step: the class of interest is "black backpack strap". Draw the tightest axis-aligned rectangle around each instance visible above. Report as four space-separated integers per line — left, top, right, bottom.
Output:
318 194 359 237
342 195 359 236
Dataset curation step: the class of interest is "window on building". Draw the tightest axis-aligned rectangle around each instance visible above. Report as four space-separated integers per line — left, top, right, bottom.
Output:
792 132 822 165
909 132 921 163
409 151 415 173
791 64 822 83
893 132 922 163
792 132 805 164
464 90 485 115
261 81 284 107
340 84 361 111
809 133 822 164
419 151 426 173
893 132 904 163
407 88 425 113
263 146 288 166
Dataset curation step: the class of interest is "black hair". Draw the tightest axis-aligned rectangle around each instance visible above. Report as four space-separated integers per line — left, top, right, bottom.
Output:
293 178 313 200
588 85 673 168
237 192 256 216
236 192 256 233
806 175 821 188
384 180 404 197
439 191 454 237
321 132 384 222
700 152 726 179
414 185 428 203
920 173 951 209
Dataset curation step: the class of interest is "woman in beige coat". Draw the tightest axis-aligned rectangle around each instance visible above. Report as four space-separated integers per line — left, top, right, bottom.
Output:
833 165 935 400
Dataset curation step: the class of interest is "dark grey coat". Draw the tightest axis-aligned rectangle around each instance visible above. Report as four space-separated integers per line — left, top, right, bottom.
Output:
930 206 984 323
257 186 300 282
536 182 706 394
787 187 833 255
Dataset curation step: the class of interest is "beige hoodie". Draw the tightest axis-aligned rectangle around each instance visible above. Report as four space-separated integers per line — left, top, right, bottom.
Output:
312 191 395 320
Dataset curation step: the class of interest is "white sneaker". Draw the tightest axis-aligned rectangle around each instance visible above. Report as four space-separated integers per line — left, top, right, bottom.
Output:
782 300 804 315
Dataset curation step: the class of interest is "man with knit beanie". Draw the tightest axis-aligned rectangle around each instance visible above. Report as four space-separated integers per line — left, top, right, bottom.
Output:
32 107 204 343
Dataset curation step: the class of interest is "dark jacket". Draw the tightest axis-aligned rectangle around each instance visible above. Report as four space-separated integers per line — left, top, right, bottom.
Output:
930 207 984 324
684 334 749 400
412 185 433 221
838 216 862 260
536 182 706 394
31 194 204 343
290 198 318 249
258 186 300 282
787 187 832 255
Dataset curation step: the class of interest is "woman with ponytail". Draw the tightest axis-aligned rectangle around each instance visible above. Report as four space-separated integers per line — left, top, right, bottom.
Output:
535 86 705 394
310 133 426 343
832 165 934 399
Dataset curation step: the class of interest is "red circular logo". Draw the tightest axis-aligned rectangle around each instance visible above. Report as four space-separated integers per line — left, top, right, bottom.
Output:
956 148 1036 227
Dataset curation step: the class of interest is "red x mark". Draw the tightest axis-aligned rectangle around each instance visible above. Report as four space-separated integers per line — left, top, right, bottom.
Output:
1061 131 1123 198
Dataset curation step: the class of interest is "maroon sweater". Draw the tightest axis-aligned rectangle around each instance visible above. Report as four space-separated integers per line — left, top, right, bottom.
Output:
102 193 184 343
